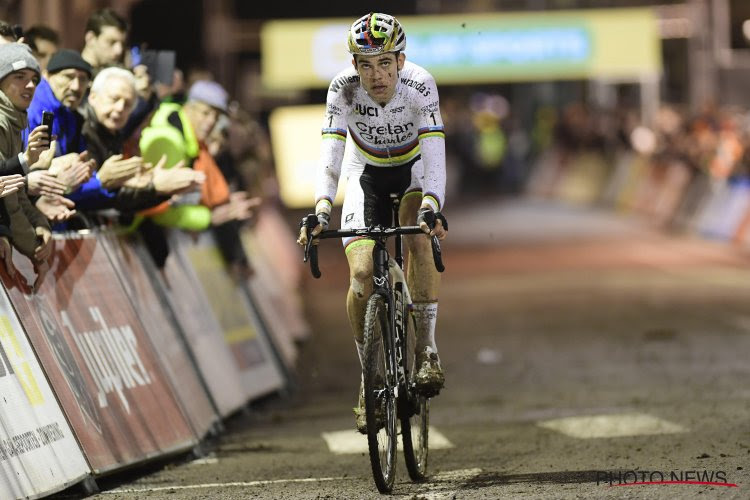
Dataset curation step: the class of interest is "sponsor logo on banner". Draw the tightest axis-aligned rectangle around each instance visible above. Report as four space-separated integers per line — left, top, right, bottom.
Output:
0 315 43 405
0 422 66 461
61 307 152 414
37 300 103 435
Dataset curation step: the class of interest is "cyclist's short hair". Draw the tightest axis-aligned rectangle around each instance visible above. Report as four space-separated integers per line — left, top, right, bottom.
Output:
85 8 128 36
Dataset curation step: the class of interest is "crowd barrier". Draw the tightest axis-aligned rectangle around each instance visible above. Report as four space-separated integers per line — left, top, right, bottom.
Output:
0 205 306 498
527 147 750 250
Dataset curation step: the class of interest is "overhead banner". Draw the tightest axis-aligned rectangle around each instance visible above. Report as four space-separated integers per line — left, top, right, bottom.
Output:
1 235 196 473
174 231 285 400
0 289 90 499
99 233 219 438
262 8 661 89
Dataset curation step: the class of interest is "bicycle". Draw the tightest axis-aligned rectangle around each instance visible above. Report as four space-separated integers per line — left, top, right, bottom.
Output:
301 195 445 493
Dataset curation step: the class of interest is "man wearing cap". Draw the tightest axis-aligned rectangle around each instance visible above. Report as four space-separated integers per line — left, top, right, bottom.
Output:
139 80 239 231
135 80 259 269
0 43 58 290
24 48 93 156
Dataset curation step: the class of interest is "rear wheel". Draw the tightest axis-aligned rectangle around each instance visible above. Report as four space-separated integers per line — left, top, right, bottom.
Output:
363 293 397 493
400 300 429 481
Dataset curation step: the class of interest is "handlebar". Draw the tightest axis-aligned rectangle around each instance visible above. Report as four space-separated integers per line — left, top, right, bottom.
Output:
302 224 445 279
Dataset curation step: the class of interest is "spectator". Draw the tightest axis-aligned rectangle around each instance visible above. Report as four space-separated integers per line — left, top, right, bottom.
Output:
81 8 159 159
140 79 257 231
76 66 202 217
0 43 56 289
136 80 257 269
24 25 59 71
206 114 258 279
81 8 127 72
24 49 92 156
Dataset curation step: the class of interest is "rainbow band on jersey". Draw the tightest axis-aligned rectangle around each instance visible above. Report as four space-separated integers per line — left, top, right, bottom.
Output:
315 197 333 214
418 126 445 140
422 193 441 211
350 133 420 165
322 128 347 141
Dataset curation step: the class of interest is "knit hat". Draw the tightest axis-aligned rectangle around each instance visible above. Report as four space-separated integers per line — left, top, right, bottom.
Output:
187 80 228 112
0 43 41 82
47 49 92 76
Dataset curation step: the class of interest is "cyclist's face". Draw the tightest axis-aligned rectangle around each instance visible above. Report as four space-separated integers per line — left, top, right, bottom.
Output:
354 52 404 106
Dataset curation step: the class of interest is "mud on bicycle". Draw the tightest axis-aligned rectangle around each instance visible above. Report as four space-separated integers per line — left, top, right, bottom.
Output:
300 195 446 493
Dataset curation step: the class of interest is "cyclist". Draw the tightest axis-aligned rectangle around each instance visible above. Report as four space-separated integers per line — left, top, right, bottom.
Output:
297 12 447 432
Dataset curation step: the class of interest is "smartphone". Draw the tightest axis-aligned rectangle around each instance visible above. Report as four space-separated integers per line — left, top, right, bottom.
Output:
41 111 54 139
140 49 176 86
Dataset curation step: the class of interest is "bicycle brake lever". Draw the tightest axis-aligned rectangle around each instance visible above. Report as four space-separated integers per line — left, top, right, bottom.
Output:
303 235 313 263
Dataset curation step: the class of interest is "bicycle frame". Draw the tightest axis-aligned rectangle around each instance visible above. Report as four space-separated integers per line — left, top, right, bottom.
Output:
369 197 408 396
300 197 444 492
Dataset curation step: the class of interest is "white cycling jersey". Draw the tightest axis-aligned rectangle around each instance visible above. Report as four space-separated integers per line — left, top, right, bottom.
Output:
314 60 446 214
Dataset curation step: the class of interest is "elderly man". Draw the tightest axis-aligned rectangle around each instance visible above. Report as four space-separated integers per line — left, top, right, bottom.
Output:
140 80 257 231
135 80 258 269
75 66 202 217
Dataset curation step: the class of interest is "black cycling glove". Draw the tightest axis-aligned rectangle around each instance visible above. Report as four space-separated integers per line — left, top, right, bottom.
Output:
417 207 448 231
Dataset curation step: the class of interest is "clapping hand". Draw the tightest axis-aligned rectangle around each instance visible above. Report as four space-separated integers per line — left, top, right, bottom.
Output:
0 174 26 198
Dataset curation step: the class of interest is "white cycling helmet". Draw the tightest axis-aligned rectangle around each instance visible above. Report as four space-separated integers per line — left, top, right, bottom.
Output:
347 12 406 56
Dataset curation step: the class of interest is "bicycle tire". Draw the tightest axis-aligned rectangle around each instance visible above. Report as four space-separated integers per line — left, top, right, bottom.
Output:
400 301 429 481
363 293 397 493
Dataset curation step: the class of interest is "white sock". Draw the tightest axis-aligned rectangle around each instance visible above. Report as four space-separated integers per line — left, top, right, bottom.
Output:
412 302 438 353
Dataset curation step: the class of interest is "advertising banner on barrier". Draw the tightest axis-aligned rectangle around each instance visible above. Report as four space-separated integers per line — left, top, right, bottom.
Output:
99 233 219 438
246 207 310 341
240 225 300 369
173 231 285 401
1 235 196 473
153 236 249 417
0 289 90 499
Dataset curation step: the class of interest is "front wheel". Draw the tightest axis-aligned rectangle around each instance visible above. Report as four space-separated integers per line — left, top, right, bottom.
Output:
400 301 430 481
363 293 397 493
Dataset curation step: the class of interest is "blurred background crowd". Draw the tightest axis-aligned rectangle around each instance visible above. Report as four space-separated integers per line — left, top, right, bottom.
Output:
1 0 750 283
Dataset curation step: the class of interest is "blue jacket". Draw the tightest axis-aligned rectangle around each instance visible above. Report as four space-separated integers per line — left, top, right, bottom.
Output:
22 80 112 215
22 79 86 156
